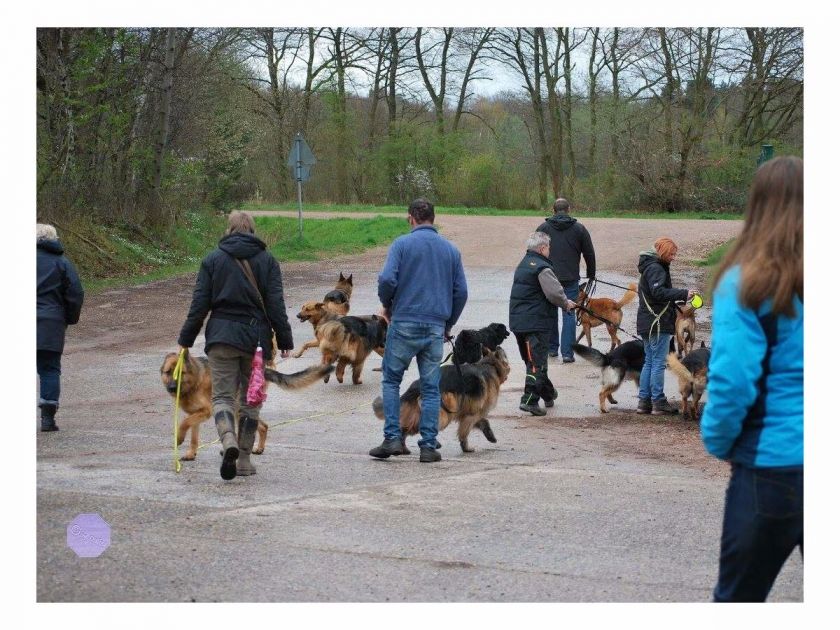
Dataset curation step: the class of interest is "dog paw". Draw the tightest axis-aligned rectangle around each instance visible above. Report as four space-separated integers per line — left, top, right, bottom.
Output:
252 447 264 455
180 452 196 461
459 441 475 453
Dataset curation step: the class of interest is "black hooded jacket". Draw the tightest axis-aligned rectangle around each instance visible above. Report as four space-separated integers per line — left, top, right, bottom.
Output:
37 239 85 353
635 252 689 337
536 213 596 283
177 232 293 360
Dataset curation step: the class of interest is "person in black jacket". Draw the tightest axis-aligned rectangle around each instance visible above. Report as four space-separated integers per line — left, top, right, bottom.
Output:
178 211 294 480
536 198 596 362
37 224 84 432
509 232 576 416
635 237 697 415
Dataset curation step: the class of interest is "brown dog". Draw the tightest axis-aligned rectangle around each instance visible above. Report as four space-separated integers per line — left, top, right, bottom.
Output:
372 347 510 454
323 272 353 316
576 283 638 350
675 304 697 359
666 344 710 421
293 301 387 384
160 349 333 460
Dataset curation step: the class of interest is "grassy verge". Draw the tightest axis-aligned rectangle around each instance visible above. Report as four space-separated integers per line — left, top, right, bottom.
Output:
240 201 743 221
79 214 407 294
696 239 735 268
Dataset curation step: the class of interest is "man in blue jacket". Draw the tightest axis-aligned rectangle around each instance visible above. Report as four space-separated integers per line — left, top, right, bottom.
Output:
369 198 468 463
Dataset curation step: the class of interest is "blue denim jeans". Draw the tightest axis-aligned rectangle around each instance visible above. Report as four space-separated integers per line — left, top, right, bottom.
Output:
37 349 62 405
549 281 579 358
638 333 672 401
714 463 803 602
381 321 444 449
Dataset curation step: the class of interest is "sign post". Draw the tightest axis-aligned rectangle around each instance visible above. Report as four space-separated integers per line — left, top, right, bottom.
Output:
286 133 316 240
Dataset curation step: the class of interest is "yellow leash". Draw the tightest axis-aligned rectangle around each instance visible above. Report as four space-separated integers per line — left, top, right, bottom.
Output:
172 349 186 473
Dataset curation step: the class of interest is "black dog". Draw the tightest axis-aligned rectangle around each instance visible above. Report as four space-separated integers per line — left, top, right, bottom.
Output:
573 340 645 413
453 323 510 365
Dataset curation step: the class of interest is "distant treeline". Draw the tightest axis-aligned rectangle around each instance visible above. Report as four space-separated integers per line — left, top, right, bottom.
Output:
36 27 802 227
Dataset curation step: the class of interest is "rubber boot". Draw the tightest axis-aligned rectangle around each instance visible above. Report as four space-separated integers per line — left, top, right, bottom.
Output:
39 403 58 432
236 415 258 476
215 410 239 480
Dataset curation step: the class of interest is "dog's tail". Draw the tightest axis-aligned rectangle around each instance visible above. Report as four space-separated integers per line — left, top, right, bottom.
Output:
617 283 638 308
666 352 693 383
265 364 334 389
572 343 609 367
372 385 422 432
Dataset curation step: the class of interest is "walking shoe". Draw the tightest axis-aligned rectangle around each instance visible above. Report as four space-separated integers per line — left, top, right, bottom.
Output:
369 437 404 459
215 411 239 480
236 414 258 476
652 398 679 415
519 402 547 416
562 356 575 363
544 389 559 408
39 403 59 432
419 447 442 463
548 351 559 358
636 398 653 414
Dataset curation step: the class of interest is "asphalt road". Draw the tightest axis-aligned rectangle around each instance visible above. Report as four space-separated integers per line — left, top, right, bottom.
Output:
35 214 803 602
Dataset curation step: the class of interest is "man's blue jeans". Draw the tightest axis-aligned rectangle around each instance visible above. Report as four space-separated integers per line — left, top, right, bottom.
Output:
713 463 803 602
381 321 444 449
638 333 671 401
549 281 579 359
37 349 62 406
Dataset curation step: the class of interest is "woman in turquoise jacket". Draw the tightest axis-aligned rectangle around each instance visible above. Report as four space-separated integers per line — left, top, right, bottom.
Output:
701 156 803 602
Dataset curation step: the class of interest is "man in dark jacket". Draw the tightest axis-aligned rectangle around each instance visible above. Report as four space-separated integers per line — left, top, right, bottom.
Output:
37 224 84 432
369 198 468 463
635 237 696 415
509 232 576 416
178 211 294 480
537 198 596 362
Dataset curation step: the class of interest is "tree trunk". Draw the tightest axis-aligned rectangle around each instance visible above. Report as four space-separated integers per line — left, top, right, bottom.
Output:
151 27 176 222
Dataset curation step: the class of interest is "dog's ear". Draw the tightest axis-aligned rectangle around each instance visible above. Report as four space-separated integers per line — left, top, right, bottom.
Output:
339 272 345 281
316 301 325 309
700 340 706 348
347 274 353 285
482 346 491 357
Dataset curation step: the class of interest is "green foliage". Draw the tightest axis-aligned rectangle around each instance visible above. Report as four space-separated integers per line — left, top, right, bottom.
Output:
204 110 251 211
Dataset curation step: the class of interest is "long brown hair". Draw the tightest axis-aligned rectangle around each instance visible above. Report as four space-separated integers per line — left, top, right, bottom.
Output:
711 156 803 316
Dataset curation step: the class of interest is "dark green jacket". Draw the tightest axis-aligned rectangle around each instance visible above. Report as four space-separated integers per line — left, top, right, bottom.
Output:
509 251 556 334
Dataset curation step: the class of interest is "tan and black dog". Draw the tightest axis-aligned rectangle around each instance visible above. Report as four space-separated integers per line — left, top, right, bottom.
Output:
293 301 387 384
373 347 510 454
323 272 353 316
666 344 710 421
576 283 637 351
160 349 333 460
675 304 697 359
573 340 645 413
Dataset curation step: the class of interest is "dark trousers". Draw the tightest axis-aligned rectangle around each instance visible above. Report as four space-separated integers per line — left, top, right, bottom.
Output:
549 281 579 358
514 331 555 405
37 349 62 405
713 463 803 602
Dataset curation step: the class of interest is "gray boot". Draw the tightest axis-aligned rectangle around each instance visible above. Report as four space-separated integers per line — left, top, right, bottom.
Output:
236 415 258 476
215 410 239 480
39 403 58 432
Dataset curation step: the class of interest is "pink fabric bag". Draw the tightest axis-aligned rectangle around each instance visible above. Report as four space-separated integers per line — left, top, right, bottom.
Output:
246 345 268 406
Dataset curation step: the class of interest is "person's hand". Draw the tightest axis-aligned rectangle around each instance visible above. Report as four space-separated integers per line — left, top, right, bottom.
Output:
177 345 188 354
687 289 698 299
379 306 391 324
567 304 578 312
280 349 291 359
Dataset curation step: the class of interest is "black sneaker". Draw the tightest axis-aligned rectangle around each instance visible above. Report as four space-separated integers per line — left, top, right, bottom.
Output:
369 438 404 459
548 351 559 358
519 402 547 416
562 356 575 363
544 389 559 408
652 398 679 415
419 447 442 463
636 398 653 415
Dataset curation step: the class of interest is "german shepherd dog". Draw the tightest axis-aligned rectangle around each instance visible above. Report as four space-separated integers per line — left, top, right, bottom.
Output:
572 340 645 413
666 343 710 421
160 350 333 461
323 272 353 316
576 283 638 351
453 322 510 364
675 304 697 359
372 347 510 454
293 301 387 384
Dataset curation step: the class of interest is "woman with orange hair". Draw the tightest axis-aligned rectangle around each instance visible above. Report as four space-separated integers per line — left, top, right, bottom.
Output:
635 237 697 415
701 156 803 602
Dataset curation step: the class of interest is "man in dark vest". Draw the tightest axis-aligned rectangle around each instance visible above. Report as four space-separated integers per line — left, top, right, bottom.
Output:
537 198 596 362
509 232 576 416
